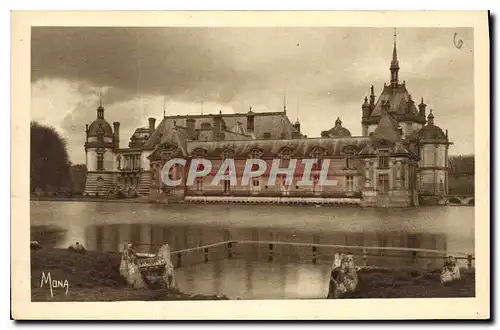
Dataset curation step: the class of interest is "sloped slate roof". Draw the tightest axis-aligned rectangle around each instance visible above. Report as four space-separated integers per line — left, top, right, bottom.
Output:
370 84 420 118
372 110 402 143
142 111 298 150
186 136 370 158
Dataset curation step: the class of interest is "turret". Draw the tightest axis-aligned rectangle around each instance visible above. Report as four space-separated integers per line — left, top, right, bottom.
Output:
369 85 375 109
97 104 104 119
427 110 435 126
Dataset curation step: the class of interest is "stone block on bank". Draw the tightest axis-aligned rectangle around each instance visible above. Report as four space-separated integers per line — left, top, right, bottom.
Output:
119 243 176 290
68 242 86 254
440 255 461 285
327 253 359 299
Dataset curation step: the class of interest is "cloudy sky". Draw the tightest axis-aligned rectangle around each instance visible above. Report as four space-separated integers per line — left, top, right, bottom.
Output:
31 27 474 164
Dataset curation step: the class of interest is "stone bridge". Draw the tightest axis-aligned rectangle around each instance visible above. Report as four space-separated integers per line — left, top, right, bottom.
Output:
447 195 475 206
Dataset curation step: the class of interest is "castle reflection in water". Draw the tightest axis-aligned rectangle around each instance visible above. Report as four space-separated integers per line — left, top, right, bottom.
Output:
33 222 453 299
82 223 447 267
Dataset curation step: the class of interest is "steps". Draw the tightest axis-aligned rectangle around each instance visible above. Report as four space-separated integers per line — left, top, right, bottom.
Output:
137 172 152 196
83 171 151 197
84 172 115 196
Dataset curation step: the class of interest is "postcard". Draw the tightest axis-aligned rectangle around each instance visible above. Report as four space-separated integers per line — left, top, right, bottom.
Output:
11 10 490 320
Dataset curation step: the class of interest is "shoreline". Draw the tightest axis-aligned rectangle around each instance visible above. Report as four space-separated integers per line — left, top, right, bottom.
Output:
31 248 475 301
29 197 472 207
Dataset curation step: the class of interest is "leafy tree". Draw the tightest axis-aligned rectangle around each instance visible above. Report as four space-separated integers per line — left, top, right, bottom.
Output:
448 154 475 195
70 164 88 194
30 121 72 193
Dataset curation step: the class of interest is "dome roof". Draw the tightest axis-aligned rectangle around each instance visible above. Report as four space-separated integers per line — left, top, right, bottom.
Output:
418 124 447 141
88 118 114 137
417 110 447 141
87 105 114 137
327 117 351 137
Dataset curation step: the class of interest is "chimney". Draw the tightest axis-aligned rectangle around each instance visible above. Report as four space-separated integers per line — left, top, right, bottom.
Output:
186 117 195 139
246 106 255 131
113 122 120 150
148 117 156 134
419 97 427 118
291 131 301 139
212 115 223 139
406 94 414 114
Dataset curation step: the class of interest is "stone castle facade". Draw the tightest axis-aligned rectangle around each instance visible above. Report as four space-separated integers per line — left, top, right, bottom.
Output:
84 36 452 207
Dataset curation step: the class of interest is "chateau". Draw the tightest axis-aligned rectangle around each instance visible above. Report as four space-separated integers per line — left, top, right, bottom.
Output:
83 36 452 207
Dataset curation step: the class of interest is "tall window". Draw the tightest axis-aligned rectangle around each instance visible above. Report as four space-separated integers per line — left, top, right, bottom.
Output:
400 163 406 188
196 177 203 192
252 178 260 187
313 175 319 193
346 176 354 192
280 148 292 168
378 174 389 194
378 150 390 169
311 147 324 170
224 179 231 194
97 153 104 171
344 148 356 169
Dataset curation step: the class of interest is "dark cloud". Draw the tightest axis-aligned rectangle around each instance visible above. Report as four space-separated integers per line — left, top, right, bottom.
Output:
31 27 475 162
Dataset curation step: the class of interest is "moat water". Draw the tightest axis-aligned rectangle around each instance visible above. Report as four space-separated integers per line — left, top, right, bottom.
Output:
30 201 475 299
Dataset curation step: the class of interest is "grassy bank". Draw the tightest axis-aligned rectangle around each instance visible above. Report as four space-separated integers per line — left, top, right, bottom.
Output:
31 248 474 301
31 248 227 301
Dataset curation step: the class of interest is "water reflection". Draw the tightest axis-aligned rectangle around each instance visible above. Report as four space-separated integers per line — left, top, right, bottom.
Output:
30 201 475 299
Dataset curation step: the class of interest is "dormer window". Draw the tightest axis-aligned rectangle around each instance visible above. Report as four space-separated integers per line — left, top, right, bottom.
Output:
280 147 292 161
249 148 262 159
221 149 234 160
344 146 357 169
310 147 325 170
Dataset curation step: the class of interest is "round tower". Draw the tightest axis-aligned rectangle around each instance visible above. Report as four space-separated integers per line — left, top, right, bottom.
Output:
417 110 451 200
85 103 116 172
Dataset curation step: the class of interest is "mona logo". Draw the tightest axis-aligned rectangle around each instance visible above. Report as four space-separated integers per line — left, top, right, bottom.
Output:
40 272 69 297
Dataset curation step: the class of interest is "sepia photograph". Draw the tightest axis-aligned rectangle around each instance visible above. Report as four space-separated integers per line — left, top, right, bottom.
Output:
11 10 490 320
